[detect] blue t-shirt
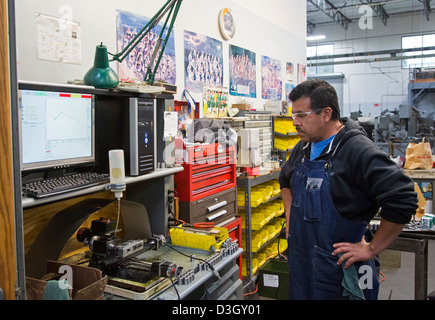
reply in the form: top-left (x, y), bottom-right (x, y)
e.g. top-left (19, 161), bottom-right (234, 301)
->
top-left (310, 135), bottom-right (336, 160)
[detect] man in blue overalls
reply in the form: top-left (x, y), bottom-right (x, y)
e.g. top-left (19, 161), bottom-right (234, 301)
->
top-left (279, 79), bottom-right (418, 300)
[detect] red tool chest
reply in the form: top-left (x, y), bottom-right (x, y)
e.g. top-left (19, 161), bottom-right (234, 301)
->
top-left (174, 139), bottom-right (236, 202)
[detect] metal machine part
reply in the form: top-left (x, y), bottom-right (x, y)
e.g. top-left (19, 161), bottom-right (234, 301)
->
top-left (124, 259), bottom-right (183, 279)
top-left (177, 238), bottom-right (239, 285)
top-left (76, 218), bottom-right (173, 277)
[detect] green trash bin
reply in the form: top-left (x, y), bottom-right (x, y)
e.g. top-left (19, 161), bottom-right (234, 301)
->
top-left (258, 258), bottom-right (289, 300)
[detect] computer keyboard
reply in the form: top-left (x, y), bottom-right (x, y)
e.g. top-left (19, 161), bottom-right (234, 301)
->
top-left (22, 172), bottom-right (110, 199)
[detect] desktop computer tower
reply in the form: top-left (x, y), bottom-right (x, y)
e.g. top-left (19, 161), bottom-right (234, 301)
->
top-left (94, 95), bottom-right (156, 176)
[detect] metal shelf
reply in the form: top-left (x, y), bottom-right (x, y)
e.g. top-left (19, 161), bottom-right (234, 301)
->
top-left (237, 168), bottom-right (282, 282)
top-left (22, 166), bottom-right (184, 209)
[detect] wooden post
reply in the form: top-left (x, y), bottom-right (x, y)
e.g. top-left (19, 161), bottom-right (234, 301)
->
top-left (0, 0), bottom-right (18, 300)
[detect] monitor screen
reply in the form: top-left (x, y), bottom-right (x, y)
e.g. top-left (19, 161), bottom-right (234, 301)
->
top-left (18, 84), bottom-right (95, 172)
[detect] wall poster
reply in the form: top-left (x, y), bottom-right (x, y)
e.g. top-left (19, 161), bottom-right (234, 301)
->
top-left (286, 62), bottom-right (294, 82)
top-left (285, 83), bottom-right (295, 101)
top-left (261, 55), bottom-right (282, 100)
top-left (229, 44), bottom-right (256, 98)
top-left (298, 63), bottom-right (307, 83)
top-left (184, 30), bottom-right (223, 93)
top-left (116, 10), bottom-right (176, 84)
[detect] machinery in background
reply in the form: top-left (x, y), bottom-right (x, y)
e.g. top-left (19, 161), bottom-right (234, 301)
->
top-left (374, 105), bottom-right (435, 143)
top-left (371, 71), bottom-right (435, 157)
top-left (367, 104), bottom-right (435, 157)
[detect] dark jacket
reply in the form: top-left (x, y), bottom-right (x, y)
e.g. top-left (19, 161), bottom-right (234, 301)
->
top-left (279, 118), bottom-right (418, 224)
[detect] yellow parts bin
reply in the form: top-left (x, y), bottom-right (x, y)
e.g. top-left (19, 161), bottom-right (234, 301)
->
top-left (274, 135), bottom-right (300, 151)
top-left (169, 225), bottom-right (229, 251)
top-left (241, 217), bottom-right (286, 253)
top-left (239, 200), bottom-right (285, 231)
top-left (242, 238), bottom-right (288, 277)
top-left (237, 179), bottom-right (281, 207)
top-left (274, 117), bottom-right (297, 135)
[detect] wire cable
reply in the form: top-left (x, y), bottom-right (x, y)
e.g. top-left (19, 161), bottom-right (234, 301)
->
top-left (169, 276), bottom-right (181, 300)
top-left (243, 282), bottom-right (259, 296)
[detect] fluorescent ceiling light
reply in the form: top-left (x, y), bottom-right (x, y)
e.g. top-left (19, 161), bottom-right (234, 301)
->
top-left (307, 35), bottom-right (326, 41)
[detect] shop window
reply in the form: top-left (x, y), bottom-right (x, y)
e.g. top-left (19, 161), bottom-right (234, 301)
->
top-left (402, 33), bottom-right (435, 69)
top-left (307, 44), bottom-right (334, 75)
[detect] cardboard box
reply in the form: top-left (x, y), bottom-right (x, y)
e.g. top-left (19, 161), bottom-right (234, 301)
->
top-left (232, 103), bottom-right (251, 111)
top-left (264, 101), bottom-right (281, 115)
top-left (26, 260), bottom-right (107, 300)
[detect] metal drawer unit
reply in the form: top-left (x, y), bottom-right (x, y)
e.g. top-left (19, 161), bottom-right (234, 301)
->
top-left (178, 187), bottom-right (237, 226)
top-left (174, 140), bottom-right (236, 202)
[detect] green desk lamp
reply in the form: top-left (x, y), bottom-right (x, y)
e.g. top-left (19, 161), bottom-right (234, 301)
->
top-left (84, 0), bottom-right (182, 89)
top-left (84, 43), bottom-right (119, 89)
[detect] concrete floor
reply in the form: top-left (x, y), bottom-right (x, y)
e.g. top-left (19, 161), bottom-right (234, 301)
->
top-left (378, 240), bottom-right (435, 300)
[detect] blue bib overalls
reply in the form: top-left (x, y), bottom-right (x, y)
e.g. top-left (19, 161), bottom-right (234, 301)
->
top-left (288, 154), bottom-right (379, 300)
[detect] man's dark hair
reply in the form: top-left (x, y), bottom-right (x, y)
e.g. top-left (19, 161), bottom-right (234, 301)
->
top-left (289, 79), bottom-right (341, 121)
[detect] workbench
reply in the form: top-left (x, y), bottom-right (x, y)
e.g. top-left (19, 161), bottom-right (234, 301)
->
top-left (397, 169), bottom-right (435, 300)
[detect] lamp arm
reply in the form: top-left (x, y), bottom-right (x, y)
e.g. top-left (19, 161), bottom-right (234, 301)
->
top-left (110, 0), bottom-right (178, 63)
top-left (145, 0), bottom-right (182, 84)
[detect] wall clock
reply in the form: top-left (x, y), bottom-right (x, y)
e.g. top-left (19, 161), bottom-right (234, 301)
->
top-left (219, 8), bottom-right (236, 40)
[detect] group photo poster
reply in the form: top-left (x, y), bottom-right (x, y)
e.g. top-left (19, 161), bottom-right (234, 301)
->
top-left (116, 10), bottom-right (176, 84)
top-left (184, 30), bottom-right (223, 92)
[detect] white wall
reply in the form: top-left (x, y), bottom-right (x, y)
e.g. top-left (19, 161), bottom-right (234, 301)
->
top-left (308, 10), bottom-right (435, 118)
top-left (14, 0), bottom-right (306, 111)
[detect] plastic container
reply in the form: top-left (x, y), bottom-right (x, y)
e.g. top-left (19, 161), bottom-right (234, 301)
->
top-left (256, 252), bottom-right (267, 268)
top-left (237, 188), bottom-right (263, 207)
top-left (274, 135), bottom-right (300, 151)
top-left (169, 226), bottom-right (229, 251)
top-left (274, 118), bottom-right (297, 135)
top-left (258, 258), bottom-right (289, 300)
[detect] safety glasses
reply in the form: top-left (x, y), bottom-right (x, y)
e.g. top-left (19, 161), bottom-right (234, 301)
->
top-left (290, 111), bottom-right (314, 121)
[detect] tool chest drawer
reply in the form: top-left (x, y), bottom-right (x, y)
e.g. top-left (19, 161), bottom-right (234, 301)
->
top-left (174, 140), bottom-right (236, 202)
top-left (178, 187), bottom-right (237, 225)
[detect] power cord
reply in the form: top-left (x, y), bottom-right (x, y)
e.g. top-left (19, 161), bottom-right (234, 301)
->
top-left (169, 276), bottom-right (181, 300)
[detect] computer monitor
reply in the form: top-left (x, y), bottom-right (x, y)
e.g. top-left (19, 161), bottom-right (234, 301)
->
top-left (18, 82), bottom-right (95, 174)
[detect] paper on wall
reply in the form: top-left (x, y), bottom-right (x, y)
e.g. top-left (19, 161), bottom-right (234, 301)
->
top-left (35, 13), bottom-right (82, 64)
